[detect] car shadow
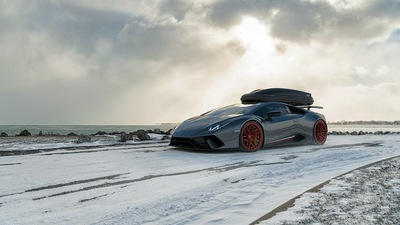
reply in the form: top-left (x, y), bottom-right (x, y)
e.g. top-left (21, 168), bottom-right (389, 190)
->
top-left (170, 144), bottom-right (317, 154)
top-left (170, 147), bottom-right (240, 154)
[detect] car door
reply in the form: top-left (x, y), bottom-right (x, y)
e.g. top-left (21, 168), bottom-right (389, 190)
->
top-left (258, 103), bottom-right (303, 144)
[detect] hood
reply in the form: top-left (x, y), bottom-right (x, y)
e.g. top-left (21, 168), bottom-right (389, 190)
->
top-left (173, 114), bottom-right (241, 137)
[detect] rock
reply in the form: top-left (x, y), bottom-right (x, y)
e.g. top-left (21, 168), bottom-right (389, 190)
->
top-left (358, 131), bottom-right (366, 135)
top-left (67, 132), bottom-right (78, 136)
top-left (350, 131), bottom-right (358, 135)
top-left (136, 129), bottom-right (151, 141)
top-left (165, 129), bottom-right (173, 135)
top-left (154, 128), bottom-right (162, 134)
top-left (162, 135), bottom-right (170, 140)
top-left (374, 131), bottom-right (383, 135)
top-left (38, 131), bottom-right (44, 136)
top-left (95, 131), bottom-right (107, 135)
top-left (77, 135), bottom-right (91, 143)
top-left (120, 132), bottom-right (133, 142)
top-left (0, 132), bottom-right (8, 137)
top-left (19, 129), bottom-right (31, 136)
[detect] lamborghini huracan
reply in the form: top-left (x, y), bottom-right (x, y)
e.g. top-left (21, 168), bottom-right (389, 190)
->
top-left (170, 88), bottom-right (327, 152)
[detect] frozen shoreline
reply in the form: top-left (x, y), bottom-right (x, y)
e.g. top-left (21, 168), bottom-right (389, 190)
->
top-left (0, 133), bottom-right (169, 154)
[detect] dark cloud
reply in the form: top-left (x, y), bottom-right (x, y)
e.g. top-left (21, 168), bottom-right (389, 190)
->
top-left (158, 0), bottom-right (194, 21)
top-left (0, 0), bottom-right (246, 124)
top-left (207, 0), bottom-right (400, 43)
top-left (3, 1), bottom-right (129, 56)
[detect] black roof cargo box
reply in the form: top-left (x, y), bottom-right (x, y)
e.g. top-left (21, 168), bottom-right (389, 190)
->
top-left (240, 88), bottom-right (314, 106)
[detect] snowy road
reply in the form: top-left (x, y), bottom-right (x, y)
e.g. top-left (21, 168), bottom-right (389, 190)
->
top-left (1, 135), bottom-right (400, 225)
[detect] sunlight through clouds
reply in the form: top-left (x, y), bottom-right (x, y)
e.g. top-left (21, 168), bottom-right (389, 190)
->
top-left (1, 0), bottom-right (400, 124)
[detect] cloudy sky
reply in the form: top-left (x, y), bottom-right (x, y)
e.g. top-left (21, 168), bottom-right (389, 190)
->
top-left (1, 0), bottom-right (400, 125)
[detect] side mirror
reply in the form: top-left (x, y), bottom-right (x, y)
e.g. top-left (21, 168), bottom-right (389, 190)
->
top-left (267, 111), bottom-right (281, 120)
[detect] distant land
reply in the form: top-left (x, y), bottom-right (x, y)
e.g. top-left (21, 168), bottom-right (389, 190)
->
top-left (329, 121), bottom-right (400, 125)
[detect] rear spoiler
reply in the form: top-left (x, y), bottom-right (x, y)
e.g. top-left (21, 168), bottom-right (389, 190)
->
top-left (298, 105), bottom-right (324, 110)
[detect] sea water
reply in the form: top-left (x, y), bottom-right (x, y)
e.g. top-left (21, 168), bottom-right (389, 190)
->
top-left (0, 124), bottom-right (177, 136)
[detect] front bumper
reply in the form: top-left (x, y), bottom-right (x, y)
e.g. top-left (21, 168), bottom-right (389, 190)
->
top-left (170, 135), bottom-right (225, 149)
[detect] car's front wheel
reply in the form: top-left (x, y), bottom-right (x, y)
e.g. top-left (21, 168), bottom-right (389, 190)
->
top-left (239, 121), bottom-right (264, 152)
top-left (313, 119), bottom-right (327, 145)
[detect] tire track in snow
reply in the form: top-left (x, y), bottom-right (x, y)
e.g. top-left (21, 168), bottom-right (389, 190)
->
top-left (0, 173), bottom-right (128, 199)
top-left (32, 161), bottom-right (290, 201)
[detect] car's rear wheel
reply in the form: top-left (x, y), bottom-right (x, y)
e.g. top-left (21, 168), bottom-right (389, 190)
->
top-left (313, 120), bottom-right (327, 145)
top-left (240, 121), bottom-right (264, 152)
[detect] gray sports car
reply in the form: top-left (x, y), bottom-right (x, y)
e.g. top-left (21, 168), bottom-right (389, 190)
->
top-left (170, 88), bottom-right (327, 152)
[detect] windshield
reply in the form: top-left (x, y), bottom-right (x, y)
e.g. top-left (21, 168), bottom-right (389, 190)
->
top-left (201, 104), bottom-right (258, 117)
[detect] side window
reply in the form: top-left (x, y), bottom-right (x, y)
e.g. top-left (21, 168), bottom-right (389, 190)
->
top-left (287, 105), bottom-right (306, 115)
top-left (254, 109), bottom-right (263, 117)
top-left (267, 104), bottom-right (289, 115)
top-left (254, 104), bottom-right (289, 118)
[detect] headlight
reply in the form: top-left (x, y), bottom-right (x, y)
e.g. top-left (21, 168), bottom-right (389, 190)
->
top-left (209, 123), bottom-right (228, 132)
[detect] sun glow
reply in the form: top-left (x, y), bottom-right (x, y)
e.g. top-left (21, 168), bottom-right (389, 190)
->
top-left (228, 17), bottom-right (281, 84)
top-left (233, 17), bottom-right (274, 53)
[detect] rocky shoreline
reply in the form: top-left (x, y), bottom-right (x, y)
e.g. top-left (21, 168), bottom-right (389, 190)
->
top-left (328, 131), bottom-right (400, 135)
top-left (0, 128), bottom-right (172, 143)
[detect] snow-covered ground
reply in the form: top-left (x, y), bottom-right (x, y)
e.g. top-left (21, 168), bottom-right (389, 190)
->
top-left (261, 157), bottom-right (400, 225)
top-left (1, 135), bottom-right (399, 225)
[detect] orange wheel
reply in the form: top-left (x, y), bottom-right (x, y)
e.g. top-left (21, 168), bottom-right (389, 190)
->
top-left (240, 121), bottom-right (264, 152)
top-left (313, 120), bottom-right (327, 145)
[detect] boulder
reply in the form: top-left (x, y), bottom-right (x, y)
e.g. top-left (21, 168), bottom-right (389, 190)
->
top-left (77, 135), bottom-right (91, 143)
top-left (19, 129), bottom-right (31, 136)
top-left (67, 132), bottom-right (78, 136)
top-left (350, 131), bottom-right (358, 135)
top-left (136, 129), bottom-right (151, 141)
top-left (95, 131), bottom-right (107, 135)
top-left (120, 132), bottom-right (133, 142)
top-left (154, 128), bottom-right (162, 134)
top-left (161, 135), bottom-right (170, 140)
top-left (0, 132), bottom-right (8, 137)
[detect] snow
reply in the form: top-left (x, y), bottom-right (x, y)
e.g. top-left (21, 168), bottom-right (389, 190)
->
top-left (262, 157), bottom-right (400, 225)
top-left (1, 135), bottom-right (400, 225)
